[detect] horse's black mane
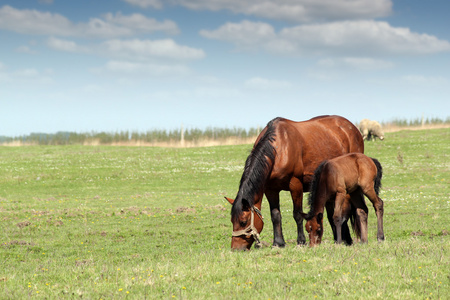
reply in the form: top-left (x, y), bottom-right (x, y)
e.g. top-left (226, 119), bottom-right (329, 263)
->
top-left (231, 117), bottom-right (279, 221)
top-left (306, 160), bottom-right (327, 219)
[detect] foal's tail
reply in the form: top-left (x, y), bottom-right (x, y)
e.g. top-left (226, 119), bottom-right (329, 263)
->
top-left (371, 158), bottom-right (383, 195)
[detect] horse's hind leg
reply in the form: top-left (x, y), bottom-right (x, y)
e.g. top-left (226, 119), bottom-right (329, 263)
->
top-left (266, 190), bottom-right (286, 247)
top-left (364, 189), bottom-right (385, 241)
top-left (356, 208), bottom-right (368, 243)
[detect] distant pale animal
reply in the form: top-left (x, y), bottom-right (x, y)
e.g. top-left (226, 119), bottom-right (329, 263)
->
top-left (359, 119), bottom-right (384, 141)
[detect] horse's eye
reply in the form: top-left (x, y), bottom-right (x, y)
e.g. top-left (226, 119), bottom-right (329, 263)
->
top-left (240, 221), bottom-right (247, 227)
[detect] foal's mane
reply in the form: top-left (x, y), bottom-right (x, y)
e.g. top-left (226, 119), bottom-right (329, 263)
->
top-left (231, 118), bottom-right (279, 221)
top-left (306, 160), bottom-right (327, 218)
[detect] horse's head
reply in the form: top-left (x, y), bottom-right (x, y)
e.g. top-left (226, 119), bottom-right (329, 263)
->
top-left (304, 212), bottom-right (324, 247)
top-left (226, 197), bottom-right (264, 250)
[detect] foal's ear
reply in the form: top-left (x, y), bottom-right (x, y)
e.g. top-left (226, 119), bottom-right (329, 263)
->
top-left (317, 213), bottom-right (323, 223)
top-left (300, 212), bottom-right (309, 220)
top-left (225, 197), bottom-right (235, 205)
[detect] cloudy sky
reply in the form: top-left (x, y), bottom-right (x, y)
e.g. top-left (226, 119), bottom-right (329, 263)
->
top-left (1, 0), bottom-right (449, 136)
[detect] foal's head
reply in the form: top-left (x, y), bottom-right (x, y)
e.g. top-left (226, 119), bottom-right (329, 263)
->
top-left (305, 213), bottom-right (324, 246)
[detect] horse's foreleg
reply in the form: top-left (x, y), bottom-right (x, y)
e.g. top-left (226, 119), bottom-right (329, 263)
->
top-left (290, 179), bottom-right (306, 245)
top-left (266, 190), bottom-right (286, 247)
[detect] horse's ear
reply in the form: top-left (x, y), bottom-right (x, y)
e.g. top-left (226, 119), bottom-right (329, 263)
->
top-left (317, 213), bottom-right (323, 223)
top-left (225, 197), bottom-right (234, 205)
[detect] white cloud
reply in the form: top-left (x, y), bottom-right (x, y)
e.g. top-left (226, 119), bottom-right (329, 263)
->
top-left (103, 12), bottom-right (179, 35)
top-left (200, 21), bottom-right (276, 49)
top-left (201, 20), bottom-right (450, 56)
top-left (101, 60), bottom-right (190, 76)
top-left (279, 21), bottom-right (450, 55)
top-left (169, 0), bottom-right (392, 22)
top-left (15, 46), bottom-right (37, 54)
top-left (122, 0), bottom-right (163, 9)
top-left (402, 75), bottom-right (448, 86)
top-left (0, 5), bottom-right (74, 36)
top-left (318, 57), bottom-right (394, 70)
top-left (245, 77), bottom-right (292, 90)
top-left (0, 5), bottom-right (179, 38)
top-left (44, 37), bottom-right (205, 62)
top-left (47, 37), bottom-right (89, 53)
top-left (0, 63), bottom-right (54, 85)
top-left (102, 39), bottom-right (205, 61)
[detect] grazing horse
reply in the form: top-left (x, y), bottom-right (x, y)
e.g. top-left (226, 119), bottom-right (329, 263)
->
top-left (302, 153), bottom-right (385, 247)
top-left (226, 116), bottom-right (364, 250)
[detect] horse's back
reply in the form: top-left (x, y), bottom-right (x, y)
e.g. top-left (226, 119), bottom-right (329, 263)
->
top-left (262, 116), bottom-right (364, 191)
top-left (272, 115), bottom-right (363, 152)
top-left (327, 153), bottom-right (377, 192)
top-left (290, 116), bottom-right (364, 175)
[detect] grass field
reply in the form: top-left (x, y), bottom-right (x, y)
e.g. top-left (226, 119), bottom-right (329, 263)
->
top-left (0, 128), bottom-right (449, 299)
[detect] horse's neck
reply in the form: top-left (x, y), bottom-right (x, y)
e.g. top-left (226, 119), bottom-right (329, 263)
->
top-left (311, 186), bottom-right (328, 216)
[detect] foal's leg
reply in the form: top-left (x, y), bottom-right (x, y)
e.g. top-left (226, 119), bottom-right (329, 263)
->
top-left (325, 202), bottom-right (337, 242)
top-left (356, 206), bottom-right (369, 243)
top-left (351, 191), bottom-right (368, 243)
top-left (364, 189), bottom-right (385, 241)
top-left (265, 190), bottom-right (286, 247)
top-left (341, 194), bottom-right (353, 246)
top-left (333, 192), bottom-right (347, 244)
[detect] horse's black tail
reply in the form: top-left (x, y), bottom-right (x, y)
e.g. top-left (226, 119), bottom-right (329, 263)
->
top-left (371, 158), bottom-right (383, 195)
top-left (306, 160), bottom-right (327, 218)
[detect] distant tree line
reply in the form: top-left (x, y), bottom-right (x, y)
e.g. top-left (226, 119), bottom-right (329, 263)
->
top-left (386, 116), bottom-right (450, 127)
top-left (1, 117), bottom-right (448, 146)
top-left (0, 127), bottom-right (262, 145)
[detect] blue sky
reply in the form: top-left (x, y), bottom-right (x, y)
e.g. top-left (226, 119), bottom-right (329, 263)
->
top-left (1, 0), bottom-right (449, 136)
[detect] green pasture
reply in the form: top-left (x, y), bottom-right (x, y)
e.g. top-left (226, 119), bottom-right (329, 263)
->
top-left (0, 128), bottom-right (449, 299)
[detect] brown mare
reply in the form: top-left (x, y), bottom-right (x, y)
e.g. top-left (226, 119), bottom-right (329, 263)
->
top-left (302, 153), bottom-right (385, 247)
top-left (225, 116), bottom-right (364, 250)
